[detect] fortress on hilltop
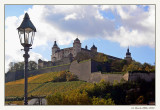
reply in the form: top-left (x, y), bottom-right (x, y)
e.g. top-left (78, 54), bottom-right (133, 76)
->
top-left (38, 38), bottom-right (132, 69)
top-left (5, 37), bottom-right (155, 83)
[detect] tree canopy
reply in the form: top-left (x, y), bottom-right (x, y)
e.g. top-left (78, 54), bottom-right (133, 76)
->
top-left (8, 61), bottom-right (38, 72)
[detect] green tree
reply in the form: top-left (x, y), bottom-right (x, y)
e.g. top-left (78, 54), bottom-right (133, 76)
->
top-left (8, 61), bottom-right (37, 72)
top-left (127, 61), bottom-right (142, 72)
top-left (13, 62), bottom-right (24, 70)
top-left (93, 53), bottom-right (108, 62)
top-left (110, 60), bottom-right (122, 72)
top-left (142, 63), bottom-right (152, 71)
top-left (8, 62), bottom-right (15, 71)
top-left (92, 97), bottom-right (115, 105)
top-left (120, 59), bottom-right (127, 66)
top-left (74, 52), bottom-right (91, 62)
top-left (150, 65), bottom-right (155, 72)
top-left (145, 66), bottom-right (150, 72)
top-left (122, 65), bottom-right (128, 72)
top-left (28, 61), bottom-right (38, 70)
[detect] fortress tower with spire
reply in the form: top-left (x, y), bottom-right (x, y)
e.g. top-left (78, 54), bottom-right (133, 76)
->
top-left (125, 47), bottom-right (132, 63)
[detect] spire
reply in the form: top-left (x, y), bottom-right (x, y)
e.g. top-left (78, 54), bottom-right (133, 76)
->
top-left (91, 43), bottom-right (97, 52)
top-left (53, 41), bottom-right (58, 47)
top-left (127, 46), bottom-right (129, 53)
top-left (92, 43), bottom-right (97, 48)
top-left (74, 37), bottom-right (80, 43)
top-left (125, 46), bottom-right (132, 63)
top-left (126, 46), bottom-right (131, 55)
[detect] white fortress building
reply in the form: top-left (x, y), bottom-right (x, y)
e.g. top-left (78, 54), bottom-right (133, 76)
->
top-left (38, 37), bottom-right (132, 69)
top-left (51, 38), bottom-right (97, 62)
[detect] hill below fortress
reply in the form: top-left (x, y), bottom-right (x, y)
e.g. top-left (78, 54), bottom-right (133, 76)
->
top-left (5, 71), bottom-right (91, 98)
top-left (5, 70), bottom-right (155, 105)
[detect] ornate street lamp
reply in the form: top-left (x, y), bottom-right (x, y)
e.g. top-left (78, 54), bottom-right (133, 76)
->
top-left (17, 13), bottom-right (36, 105)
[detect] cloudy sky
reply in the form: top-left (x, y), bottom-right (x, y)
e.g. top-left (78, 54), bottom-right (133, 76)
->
top-left (5, 5), bottom-right (155, 73)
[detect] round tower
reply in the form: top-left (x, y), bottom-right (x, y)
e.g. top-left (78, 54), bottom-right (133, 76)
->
top-left (73, 38), bottom-right (81, 57)
top-left (51, 41), bottom-right (60, 62)
top-left (91, 44), bottom-right (97, 52)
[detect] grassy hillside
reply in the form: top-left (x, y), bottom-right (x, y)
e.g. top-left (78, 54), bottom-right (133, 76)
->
top-left (5, 71), bottom-right (93, 97)
top-left (5, 71), bottom-right (154, 105)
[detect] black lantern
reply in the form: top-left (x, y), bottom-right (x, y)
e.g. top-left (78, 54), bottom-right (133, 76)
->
top-left (17, 13), bottom-right (36, 105)
top-left (17, 13), bottom-right (36, 47)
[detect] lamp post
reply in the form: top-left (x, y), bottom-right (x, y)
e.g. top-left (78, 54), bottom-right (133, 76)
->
top-left (17, 13), bottom-right (36, 105)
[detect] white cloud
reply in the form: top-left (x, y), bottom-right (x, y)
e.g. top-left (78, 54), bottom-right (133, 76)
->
top-left (101, 5), bottom-right (155, 48)
top-left (106, 26), bottom-right (154, 47)
top-left (5, 5), bottom-right (155, 72)
top-left (64, 13), bottom-right (77, 20)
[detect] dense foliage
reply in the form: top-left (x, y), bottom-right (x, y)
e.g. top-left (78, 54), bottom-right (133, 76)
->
top-left (51, 71), bottom-right (78, 82)
top-left (47, 89), bottom-right (115, 105)
top-left (8, 61), bottom-right (38, 72)
top-left (46, 79), bottom-right (155, 105)
top-left (107, 59), bottom-right (155, 73)
top-left (74, 52), bottom-right (108, 63)
top-left (123, 61), bottom-right (155, 73)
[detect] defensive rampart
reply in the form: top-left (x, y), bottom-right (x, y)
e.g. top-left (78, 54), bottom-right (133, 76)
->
top-left (128, 72), bottom-right (155, 82)
top-left (69, 60), bottom-right (124, 83)
top-left (5, 63), bottom-right (70, 82)
top-left (5, 59), bottom-right (155, 83)
top-left (69, 60), bottom-right (91, 81)
top-left (5, 70), bottom-right (23, 82)
top-left (89, 72), bottom-right (123, 83)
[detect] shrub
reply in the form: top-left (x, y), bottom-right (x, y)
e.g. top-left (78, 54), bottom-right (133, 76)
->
top-left (52, 71), bottom-right (79, 82)
top-left (92, 97), bottom-right (115, 105)
top-left (136, 96), bottom-right (144, 104)
top-left (47, 90), bottom-right (92, 105)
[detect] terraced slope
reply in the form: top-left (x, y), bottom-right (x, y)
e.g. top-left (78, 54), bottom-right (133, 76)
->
top-left (5, 71), bottom-right (93, 97)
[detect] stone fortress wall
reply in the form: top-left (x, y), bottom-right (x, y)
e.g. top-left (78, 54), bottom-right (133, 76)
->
top-left (69, 60), bottom-right (155, 83)
top-left (38, 57), bottom-right (72, 69)
top-left (5, 59), bottom-right (155, 83)
top-left (89, 72), bottom-right (124, 83)
top-left (5, 63), bottom-right (71, 82)
top-left (128, 72), bottom-right (155, 82)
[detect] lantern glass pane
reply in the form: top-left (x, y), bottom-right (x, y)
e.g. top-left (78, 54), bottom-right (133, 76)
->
top-left (27, 32), bottom-right (32, 45)
top-left (18, 31), bottom-right (24, 44)
top-left (31, 31), bottom-right (35, 45)
top-left (18, 28), bottom-right (35, 47)
top-left (25, 33), bottom-right (29, 44)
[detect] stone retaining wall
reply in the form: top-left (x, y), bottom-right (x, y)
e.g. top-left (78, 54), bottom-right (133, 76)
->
top-left (5, 59), bottom-right (155, 83)
top-left (89, 72), bottom-right (123, 83)
top-left (128, 72), bottom-right (155, 82)
top-left (5, 64), bottom-right (70, 82)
